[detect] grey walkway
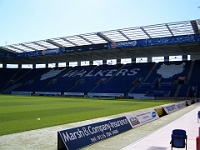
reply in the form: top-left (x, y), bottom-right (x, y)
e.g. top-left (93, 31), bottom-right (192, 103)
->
top-left (121, 103), bottom-right (200, 150)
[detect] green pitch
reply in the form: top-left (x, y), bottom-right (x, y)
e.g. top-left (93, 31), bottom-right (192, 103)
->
top-left (0, 94), bottom-right (178, 136)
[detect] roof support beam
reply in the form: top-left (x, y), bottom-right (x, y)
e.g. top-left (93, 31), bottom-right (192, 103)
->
top-left (118, 48), bottom-right (133, 57)
top-left (96, 32), bottom-right (113, 43)
top-left (140, 27), bottom-right (151, 38)
top-left (61, 38), bottom-right (78, 46)
top-left (46, 39), bottom-right (64, 48)
top-left (20, 44), bottom-right (37, 51)
top-left (118, 30), bottom-right (131, 41)
top-left (0, 47), bottom-right (17, 53)
top-left (9, 45), bottom-right (25, 53)
top-left (166, 24), bottom-right (174, 36)
top-left (78, 35), bottom-right (94, 44)
top-left (33, 42), bottom-right (49, 49)
top-left (190, 20), bottom-right (200, 34)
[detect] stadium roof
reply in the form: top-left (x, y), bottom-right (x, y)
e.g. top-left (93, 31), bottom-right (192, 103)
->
top-left (0, 19), bottom-right (200, 64)
top-left (1, 19), bottom-right (200, 54)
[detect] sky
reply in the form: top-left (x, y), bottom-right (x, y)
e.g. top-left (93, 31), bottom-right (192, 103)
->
top-left (0, 0), bottom-right (199, 46)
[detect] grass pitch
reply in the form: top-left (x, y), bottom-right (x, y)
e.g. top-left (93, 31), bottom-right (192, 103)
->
top-left (0, 95), bottom-right (179, 136)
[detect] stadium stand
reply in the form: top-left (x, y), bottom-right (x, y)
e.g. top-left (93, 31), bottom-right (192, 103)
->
top-left (0, 59), bottom-right (198, 99)
top-left (0, 19), bottom-right (199, 99)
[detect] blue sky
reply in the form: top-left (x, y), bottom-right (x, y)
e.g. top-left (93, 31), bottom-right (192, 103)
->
top-left (0, 0), bottom-right (199, 46)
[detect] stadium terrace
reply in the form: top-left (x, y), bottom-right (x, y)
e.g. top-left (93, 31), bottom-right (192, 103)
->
top-left (0, 19), bottom-right (200, 99)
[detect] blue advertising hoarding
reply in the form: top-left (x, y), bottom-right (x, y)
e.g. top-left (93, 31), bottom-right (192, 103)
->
top-left (163, 102), bottom-right (186, 114)
top-left (57, 109), bottom-right (160, 150)
top-left (107, 34), bottom-right (200, 49)
top-left (58, 116), bottom-right (132, 150)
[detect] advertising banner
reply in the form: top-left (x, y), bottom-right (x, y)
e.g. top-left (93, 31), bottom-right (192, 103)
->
top-left (126, 110), bottom-right (159, 128)
top-left (58, 117), bottom-right (132, 150)
top-left (163, 102), bottom-right (186, 114)
top-left (107, 34), bottom-right (200, 49)
top-left (57, 109), bottom-right (160, 150)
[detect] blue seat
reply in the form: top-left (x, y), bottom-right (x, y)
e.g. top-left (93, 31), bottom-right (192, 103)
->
top-left (170, 129), bottom-right (187, 150)
top-left (198, 111), bottom-right (200, 123)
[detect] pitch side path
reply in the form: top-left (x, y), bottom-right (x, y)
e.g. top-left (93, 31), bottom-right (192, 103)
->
top-left (0, 102), bottom-right (199, 150)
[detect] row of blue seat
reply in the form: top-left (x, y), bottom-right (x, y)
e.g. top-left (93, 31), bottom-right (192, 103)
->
top-left (0, 60), bottom-right (200, 97)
